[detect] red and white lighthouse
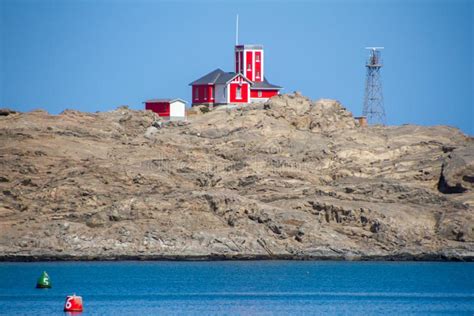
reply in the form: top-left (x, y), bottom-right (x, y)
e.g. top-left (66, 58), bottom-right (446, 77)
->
top-left (235, 44), bottom-right (281, 102)
top-left (190, 43), bottom-right (281, 106)
top-left (235, 44), bottom-right (264, 82)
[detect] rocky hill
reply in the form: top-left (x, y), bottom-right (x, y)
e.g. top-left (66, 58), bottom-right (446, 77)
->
top-left (0, 93), bottom-right (473, 261)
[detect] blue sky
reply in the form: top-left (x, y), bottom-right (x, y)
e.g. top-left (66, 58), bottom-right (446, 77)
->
top-left (1, 0), bottom-right (473, 134)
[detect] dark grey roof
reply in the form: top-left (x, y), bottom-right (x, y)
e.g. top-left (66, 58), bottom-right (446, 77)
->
top-left (190, 68), bottom-right (252, 86)
top-left (189, 68), bottom-right (225, 85)
top-left (215, 72), bottom-right (238, 84)
top-left (251, 77), bottom-right (282, 90)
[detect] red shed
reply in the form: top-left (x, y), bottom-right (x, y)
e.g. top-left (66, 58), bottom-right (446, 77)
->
top-left (144, 98), bottom-right (186, 120)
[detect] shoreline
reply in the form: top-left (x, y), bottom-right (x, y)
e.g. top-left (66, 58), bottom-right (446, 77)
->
top-left (1, 253), bottom-right (473, 262)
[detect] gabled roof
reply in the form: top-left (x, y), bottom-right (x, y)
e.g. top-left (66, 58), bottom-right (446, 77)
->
top-left (189, 69), bottom-right (252, 86)
top-left (143, 98), bottom-right (187, 104)
top-left (214, 72), bottom-right (238, 84)
top-left (189, 68), bottom-right (226, 85)
top-left (251, 77), bottom-right (282, 90)
top-left (216, 72), bottom-right (253, 85)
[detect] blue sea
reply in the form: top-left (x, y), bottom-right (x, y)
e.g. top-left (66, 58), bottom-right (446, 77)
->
top-left (0, 261), bottom-right (473, 315)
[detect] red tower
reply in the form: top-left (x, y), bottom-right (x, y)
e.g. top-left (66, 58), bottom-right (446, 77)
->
top-left (235, 45), bottom-right (264, 82)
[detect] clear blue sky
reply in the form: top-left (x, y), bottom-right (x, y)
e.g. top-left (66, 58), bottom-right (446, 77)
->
top-left (1, 0), bottom-right (473, 134)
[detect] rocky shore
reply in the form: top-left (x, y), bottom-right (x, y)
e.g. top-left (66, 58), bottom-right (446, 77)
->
top-left (0, 93), bottom-right (473, 261)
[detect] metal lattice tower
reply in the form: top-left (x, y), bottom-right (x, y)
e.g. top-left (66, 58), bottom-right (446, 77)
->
top-left (363, 47), bottom-right (386, 125)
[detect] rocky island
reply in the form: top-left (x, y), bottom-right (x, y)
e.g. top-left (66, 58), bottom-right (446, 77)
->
top-left (0, 93), bottom-right (473, 261)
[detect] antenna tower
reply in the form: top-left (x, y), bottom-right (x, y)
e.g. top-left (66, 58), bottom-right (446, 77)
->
top-left (363, 47), bottom-right (386, 125)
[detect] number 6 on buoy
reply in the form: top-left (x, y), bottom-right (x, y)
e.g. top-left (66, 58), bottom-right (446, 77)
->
top-left (65, 297), bottom-right (72, 309)
top-left (64, 294), bottom-right (83, 312)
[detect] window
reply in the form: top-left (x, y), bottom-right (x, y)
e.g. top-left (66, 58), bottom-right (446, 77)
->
top-left (256, 54), bottom-right (260, 62)
top-left (258, 90), bottom-right (262, 97)
top-left (256, 71), bottom-right (260, 79)
top-left (204, 87), bottom-right (207, 100)
top-left (195, 87), bottom-right (199, 100)
top-left (247, 64), bottom-right (251, 71)
top-left (236, 86), bottom-right (242, 99)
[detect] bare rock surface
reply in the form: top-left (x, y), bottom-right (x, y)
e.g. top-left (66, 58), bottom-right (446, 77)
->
top-left (0, 93), bottom-right (473, 261)
top-left (439, 147), bottom-right (474, 194)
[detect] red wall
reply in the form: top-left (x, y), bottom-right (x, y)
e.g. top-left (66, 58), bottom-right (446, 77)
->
top-left (235, 51), bottom-right (244, 74)
top-left (145, 102), bottom-right (170, 116)
top-left (192, 85), bottom-right (214, 104)
top-left (250, 89), bottom-right (279, 98)
top-left (235, 52), bottom-right (239, 73)
top-left (240, 52), bottom-right (243, 73)
top-left (255, 51), bottom-right (262, 82)
top-left (229, 83), bottom-right (249, 103)
top-left (245, 51), bottom-right (253, 81)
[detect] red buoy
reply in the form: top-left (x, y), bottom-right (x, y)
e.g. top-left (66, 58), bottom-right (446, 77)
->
top-left (64, 294), bottom-right (83, 312)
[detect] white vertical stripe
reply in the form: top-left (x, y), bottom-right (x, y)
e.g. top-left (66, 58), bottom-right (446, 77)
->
top-left (227, 84), bottom-right (230, 104)
top-left (252, 50), bottom-right (255, 81)
top-left (243, 50), bottom-right (246, 79)
top-left (248, 83), bottom-right (250, 103)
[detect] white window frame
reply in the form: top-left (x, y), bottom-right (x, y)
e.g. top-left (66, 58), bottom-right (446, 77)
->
top-left (236, 85), bottom-right (242, 99)
top-left (258, 90), bottom-right (262, 97)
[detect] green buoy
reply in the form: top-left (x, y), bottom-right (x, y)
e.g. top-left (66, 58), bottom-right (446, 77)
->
top-left (36, 271), bottom-right (52, 289)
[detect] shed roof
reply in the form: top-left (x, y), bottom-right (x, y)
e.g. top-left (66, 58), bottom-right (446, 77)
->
top-left (143, 98), bottom-right (187, 104)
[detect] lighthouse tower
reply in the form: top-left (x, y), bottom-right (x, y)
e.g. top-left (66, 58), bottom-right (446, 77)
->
top-left (235, 45), bottom-right (264, 82)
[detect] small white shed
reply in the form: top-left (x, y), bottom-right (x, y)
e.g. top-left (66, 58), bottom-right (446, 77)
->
top-left (144, 98), bottom-right (187, 121)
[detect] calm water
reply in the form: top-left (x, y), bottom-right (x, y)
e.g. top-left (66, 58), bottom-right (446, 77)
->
top-left (0, 261), bottom-right (473, 315)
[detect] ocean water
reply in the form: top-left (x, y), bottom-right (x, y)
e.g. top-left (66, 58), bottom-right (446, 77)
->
top-left (0, 261), bottom-right (473, 315)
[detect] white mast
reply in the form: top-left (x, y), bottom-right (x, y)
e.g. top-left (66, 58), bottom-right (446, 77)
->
top-left (235, 14), bottom-right (239, 45)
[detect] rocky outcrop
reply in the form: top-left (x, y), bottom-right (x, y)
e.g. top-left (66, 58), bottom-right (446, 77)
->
top-left (265, 95), bottom-right (357, 132)
top-left (439, 147), bottom-right (474, 193)
top-left (0, 93), bottom-right (473, 261)
top-left (0, 109), bottom-right (18, 116)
